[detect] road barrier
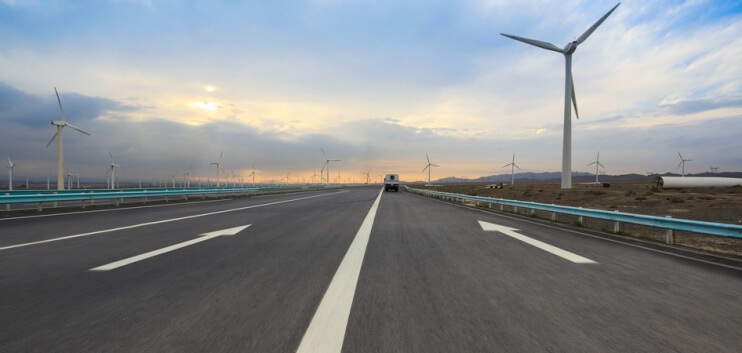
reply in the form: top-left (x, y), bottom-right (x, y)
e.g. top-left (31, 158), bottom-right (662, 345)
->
top-left (1, 186), bottom-right (336, 212)
top-left (406, 186), bottom-right (742, 241)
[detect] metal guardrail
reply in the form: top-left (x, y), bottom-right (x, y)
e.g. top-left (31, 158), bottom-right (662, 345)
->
top-left (1, 186), bottom-right (333, 211)
top-left (406, 186), bottom-right (742, 240)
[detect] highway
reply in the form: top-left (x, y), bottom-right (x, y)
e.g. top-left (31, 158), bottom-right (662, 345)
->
top-left (1, 186), bottom-right (740, 352)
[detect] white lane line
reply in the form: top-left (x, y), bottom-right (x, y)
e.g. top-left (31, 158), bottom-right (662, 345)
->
top-left (479, 221), bottom-right (596, 264)
top-left (0, 198), bottom-right (230, 221)
top-left (90, 225), bottom-right (250, 271)
top-left (0, 191), bottom-right (343, 251)
top-left (296, 188), bottom-right (384, 353)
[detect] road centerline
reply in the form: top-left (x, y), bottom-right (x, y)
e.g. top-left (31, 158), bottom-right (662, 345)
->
top-left (296, 188), bottom-right (383, 353)
top-left (0, 191), bottom-right (343, 251)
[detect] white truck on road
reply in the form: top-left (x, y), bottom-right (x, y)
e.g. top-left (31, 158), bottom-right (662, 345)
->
top-left (384, 174), bottom-right (399, 192)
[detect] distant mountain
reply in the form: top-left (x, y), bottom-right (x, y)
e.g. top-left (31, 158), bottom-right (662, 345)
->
top-left (430, 171), bottom-right (742, 184)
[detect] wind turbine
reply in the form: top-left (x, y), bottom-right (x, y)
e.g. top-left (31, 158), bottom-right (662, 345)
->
top-left (310, 169), bottom-right (320, 185)
top-left (587, 152), bottom-right (605, 183)
top-left (183, 164), bottom-right (192, 188)
top-left (46, 87), bottom-right (91, 190)
top-left (106, 152), bottom-right (123, 190)
top-left (6, 157), bottom-right (16, 190)
top-left (422, 154), bottom-right (440, 186)
top-left (321, 148), bottom-right (341, 186)
top-left (502, 153), bottom-right (521, 186)
top-left (211, 151), bottom-right (223, 187)
top-left (247, 164), bottom-right (261, 187)
top-left (677, 151), bottom-right (692, 177)
top-left (361, 169), bottom-right (371, 184)
top-left (501, 3), bottom-right (620, 189)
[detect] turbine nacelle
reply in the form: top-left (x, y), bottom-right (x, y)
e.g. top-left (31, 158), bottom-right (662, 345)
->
top-left (564, 42), bottom-right (578, 54)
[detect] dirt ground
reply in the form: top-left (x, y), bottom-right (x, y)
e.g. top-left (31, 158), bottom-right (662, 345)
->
top-left (416, 182), bottom-right (742, 259)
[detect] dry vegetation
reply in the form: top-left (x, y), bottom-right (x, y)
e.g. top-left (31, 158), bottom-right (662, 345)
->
top-left (416, 182), bottom-right (742, 258)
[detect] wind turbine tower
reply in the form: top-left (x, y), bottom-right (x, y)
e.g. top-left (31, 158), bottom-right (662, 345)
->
top-left (501, 3), bottom-right (620, 189)
top-left (502, 153), bottom-right (521, 186)
top-left (321, 148), bottom-right (341, 186)
top-left (106, 152), bottom-right (123, 190)
top-left (6, 157), bottom-right (16, 190)
top-left (587, 152), bottom-right (605, 183)
top-left (361, 169), bottom-right (371, 184)
top-left (211, 151), bottom-right (224, 187)
top-left (422, 154), bottom-right (440, 186)
top-left (45, 87), bottom-right (91, 190)
top-left (677, 151), bottom-right (692, 177)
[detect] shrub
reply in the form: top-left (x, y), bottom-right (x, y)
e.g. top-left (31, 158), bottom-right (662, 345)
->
top-left (669, 196), bottom-right (685, 203)
top-left (635, 196), bottom-right (647, 201)
top-left (585, 190), bottom-right (607, 196)
top-left (624, 190), bottom-right (637, 197)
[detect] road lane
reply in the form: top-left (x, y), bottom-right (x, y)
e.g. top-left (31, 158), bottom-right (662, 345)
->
top-left (0, 187), bottom-right (380, 352)
top-left (344, 188), bottom-right (742, 352)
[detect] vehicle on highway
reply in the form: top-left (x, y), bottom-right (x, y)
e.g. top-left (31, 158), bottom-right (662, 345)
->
top-left (384, 174), bottom-right (399, 192)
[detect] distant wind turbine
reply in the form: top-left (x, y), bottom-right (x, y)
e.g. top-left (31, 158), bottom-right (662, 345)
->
top-left (45, 87), bottom-right (91, 190)
top-left (183, 164), bottom-right (192, 188)
top-left (361, 169), bottom-right (371, 184)
top-left (502, 153), bottom-right (521, 186)
top-left (587, 152), bottom-right (605, 183)
top-left (501, 3), bottom-right (620, 189)
top-left (321, 148), bottom-right (341, 186)
top-left (422, 154), bottom-right (440, 186)
top-left (7, 157), bottom-right (16, 191)
top-left (677, 151), bottom-right (692, 177)
top-left (247, 164), bottom-right (261, 187)
top-left (211, 151), bottom-right (224, 187)
top-left (106, 152), bottom-right (123, 190)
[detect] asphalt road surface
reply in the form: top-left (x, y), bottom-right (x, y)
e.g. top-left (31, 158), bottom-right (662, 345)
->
top-left (1, 186), bottom-right (740, 352)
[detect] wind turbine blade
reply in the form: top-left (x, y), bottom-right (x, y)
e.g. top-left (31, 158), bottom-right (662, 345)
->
top-left (321, 148), bottom-right (327, 159)
top-left (571, 73), bottom-right (579, 119)
top-left (503, 163), bottom-right (512, 168)
top-left (575, 3), bottom-right (620, 45)
top-left (422, 165), bottom-right (429, 172)
top-left (598, 162), bottom-right (605, 169)
top-left (426, 154), bottom-right (430, 164)
top-left (219, 151), bottom-right (223, 163)
top-left (65, 123), bottom-right (91, 136)
top-left (677, 151), bottom-right (683, 160)
top-left (677, 161), bottom-right (683, 170)
top-left (587, 161), bottom-right (596, 166)
top-left (431, 164), bottom-right (440, 167)
top-left (45, 132), bottom-right (57, 148)
top-left (500, 33), bottom-right (563, 53)
top-left (514, 164), bottom-right (521, 170)
top-left (54, 87), bottom-right (67, 122)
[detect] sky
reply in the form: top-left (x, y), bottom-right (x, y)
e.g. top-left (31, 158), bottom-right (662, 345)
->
top-left (1, 0), bottom-right (741, 184)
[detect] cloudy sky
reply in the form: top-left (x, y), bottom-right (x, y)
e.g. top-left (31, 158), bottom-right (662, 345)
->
top-left (1, 0), bottom-right (741, 183)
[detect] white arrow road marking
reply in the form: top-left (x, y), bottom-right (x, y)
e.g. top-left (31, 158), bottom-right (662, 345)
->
top-left (479, 221), bottom-right (596, 264)
top-left (89, 225), bottom-right (250, 271)
top-left (296, 188), bottom-right (384, 353)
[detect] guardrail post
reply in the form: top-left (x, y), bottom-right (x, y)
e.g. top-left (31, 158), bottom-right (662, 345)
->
top-left (81, 199), bottom-right (86, 209)
top-left (513, 206), bottom-right (518, 214)
top-left (665, 216), bottom-right (675, 244)
top-left (500, 204), bottom-right (504, 211)
top-left (37, 202), bottom-right (42, 212)
top-left (613, 210), bottom-right (623, 234)
top-left (488, 202), bottom-right (492, 209)
top-left (551, 211), bottom-right (558, 221)
top-left (53, 192), bottom-right (58, 208)
top-left (530, 208), bottom-right (535, 217)
top-left (5, 193), bottom-right (9, 212)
